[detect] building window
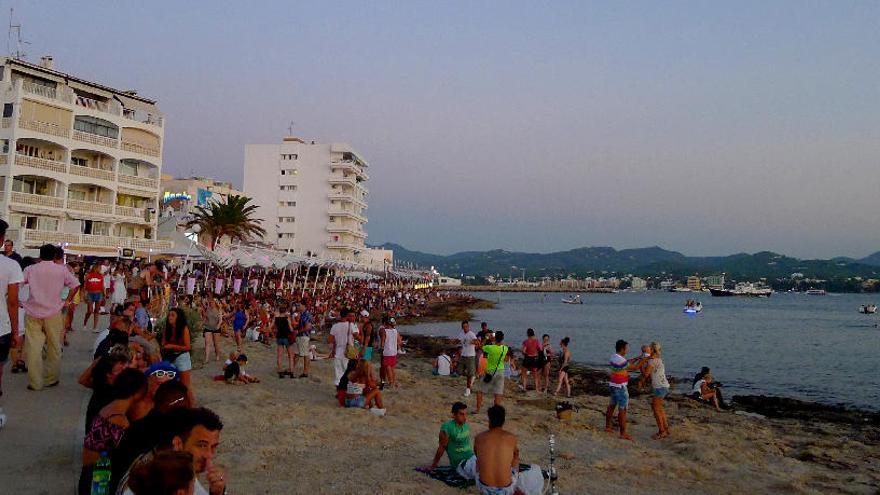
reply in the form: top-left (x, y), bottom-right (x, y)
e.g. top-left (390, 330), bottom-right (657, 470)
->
top-left (3, 103), bottom-right (12, 118)
top-left (278, 201), bottom-right (296, 207)
top-left (71, 156), bottom-right (88, 167)
top-left (281, 154), bottom-right (298, 160)
top-left (74, 115), bottom-right (119, 139)
top-left (279, 185), bottom-right (297, 191)
top-left (278, 217), bottom-right (295, 223)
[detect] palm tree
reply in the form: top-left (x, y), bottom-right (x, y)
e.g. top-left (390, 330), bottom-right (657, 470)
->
top-left (186, 195), bottom-right (266, 249)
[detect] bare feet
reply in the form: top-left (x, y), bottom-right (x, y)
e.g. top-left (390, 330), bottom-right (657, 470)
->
top-left (652, 432), bottom-right (664, 440)
top-left (604, 427), bottom-right (615, 434)
top-left (619, 433), bottom-right (634, 441)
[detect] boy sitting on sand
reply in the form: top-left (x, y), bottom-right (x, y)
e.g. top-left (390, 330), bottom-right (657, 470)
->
top-left (224, 354), bottom-right (259, 384)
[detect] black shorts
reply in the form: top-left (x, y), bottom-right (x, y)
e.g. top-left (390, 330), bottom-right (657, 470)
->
top-left (522, 355), bottom-right (540, 370)
top-left (0, 334), bottom-right (11, 364)
top-left (203, 328), bottom-right (221, 334)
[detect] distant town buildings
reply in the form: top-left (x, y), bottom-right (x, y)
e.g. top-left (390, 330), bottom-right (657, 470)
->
top-left (686, 276), bottom-right (702, 291)
top-left (704, 274), bottom-right (725, 288)
top-left (0, 56), bottom-right (169, 257)
top-left (630, 276), bottom-right (647, 290)
top-left (243, 135), bottom-right (391, 267)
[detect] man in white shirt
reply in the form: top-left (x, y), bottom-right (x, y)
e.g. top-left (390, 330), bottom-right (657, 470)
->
top-left (0, 219), bottom-right (23, 418)
top-left (328, 309), bottom-right (358, 386)
top-left (456, 321), bottom-right (479, 397)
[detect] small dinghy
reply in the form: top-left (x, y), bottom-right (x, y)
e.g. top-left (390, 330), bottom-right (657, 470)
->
top-left (859, 304), bottom-right (877, 314)
top-left (683, 301), bottom-right (703, 314)
top-left (561, 295), bottom-right (583, 305)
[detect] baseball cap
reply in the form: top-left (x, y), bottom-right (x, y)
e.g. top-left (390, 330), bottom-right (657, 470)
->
top-left (360, 310), bottom-right (369, 317)
top-left (146, 361), bottom-right (180, 379)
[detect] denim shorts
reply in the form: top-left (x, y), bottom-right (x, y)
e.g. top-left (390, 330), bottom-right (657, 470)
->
top-left (345, 396), bottom-right (365, 408)
top-left (172, 352), bottom-right (192, 372)
top-left (609, 385), bottom-right (629, 409)
top-left (87, 292), bottom-right (102, 303)
top-left (277, 338), bottom-right (290, 347)
top-left (654, 387), bottom-right (669, 398)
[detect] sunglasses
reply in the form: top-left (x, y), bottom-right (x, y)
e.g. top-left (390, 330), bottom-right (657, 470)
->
top-left (150, 370), bottom-right (177, 379)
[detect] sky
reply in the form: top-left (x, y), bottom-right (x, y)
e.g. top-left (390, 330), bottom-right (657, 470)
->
top-left (9, 1), bottom-right (880, 258)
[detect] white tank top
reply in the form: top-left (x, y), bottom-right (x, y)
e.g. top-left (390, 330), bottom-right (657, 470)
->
top-left (383, 327), bottom-right (399, 357)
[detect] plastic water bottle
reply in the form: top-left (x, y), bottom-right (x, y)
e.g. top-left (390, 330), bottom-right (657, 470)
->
top-left (91, 451), bottom-right (111, 495)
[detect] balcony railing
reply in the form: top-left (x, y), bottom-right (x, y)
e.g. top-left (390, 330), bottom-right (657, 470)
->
top-left (0, 154), bottom-right (6, 165)
top-left (328, 175), bottom-right (357, 187)
top-left (19, 119), bottom-right (71, 139)
top-left (115, 205), bottom-right (146, 218)
top-left (68, 199), bottom-right (115, 216)
top-left (14, 153), bottom-right (67, 173)
top-left (21, 229), bottom-right (80, 245)
top-left (69, 165), bottom-right (115, 182)
top-left (118, 174), bottom-right (158, 189)
top-left (72, 129), bottom-right (119, 149)
top-left (10, 191), bottom-right (64, 209)
top-left (11, 230), bottom-right (172, 251)
top-left (22, 81), bottom-right (75, 104)
top-left (122, 111), bottom-right (164, 128)
top-left (1, 117), bottom-right (12, 128)
top-left (121, 141), bottom-right (160, 157)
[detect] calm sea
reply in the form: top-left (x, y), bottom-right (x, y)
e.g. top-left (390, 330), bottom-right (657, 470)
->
top-left (401, 291), bottom-right (880, 410)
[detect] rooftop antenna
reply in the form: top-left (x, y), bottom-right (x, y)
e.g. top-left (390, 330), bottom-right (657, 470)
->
top-left (7, 8), bottom-right (28, 60)
top-left (287, 121), bottom-right (295, 136)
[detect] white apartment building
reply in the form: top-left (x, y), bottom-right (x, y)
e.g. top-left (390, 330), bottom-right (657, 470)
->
top-left (0, 56), bottom-right (169, 256)
top-left (244, 136), bottom-right (371, 261)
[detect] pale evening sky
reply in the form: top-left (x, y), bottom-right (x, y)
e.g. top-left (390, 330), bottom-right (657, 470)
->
top-left (9, 1), bottom-right (880, 258)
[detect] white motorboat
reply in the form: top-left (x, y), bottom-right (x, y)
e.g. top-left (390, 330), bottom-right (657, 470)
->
top-left (561, 295), bottom-right (583, 304)
top-left (859, 304), bottom-right (877, 314)
top-left (683, 301), bottom-right (703, 314)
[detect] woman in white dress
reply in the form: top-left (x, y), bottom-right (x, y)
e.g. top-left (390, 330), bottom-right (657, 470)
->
top-left (110, 266), bottom-right (127, 312)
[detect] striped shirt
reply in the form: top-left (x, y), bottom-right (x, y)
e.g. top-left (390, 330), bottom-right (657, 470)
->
top-left (609, 353), bottom-right (629, 388)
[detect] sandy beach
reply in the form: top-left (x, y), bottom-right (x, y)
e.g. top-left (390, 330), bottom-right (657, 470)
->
top-left (1, 305), bottom-right (878, 495)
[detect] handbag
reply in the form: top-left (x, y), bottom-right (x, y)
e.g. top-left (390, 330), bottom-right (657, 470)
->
top-left (482, 345), bottom-right (507, 384)
top-left (344, 322), bottom-right (360, 360)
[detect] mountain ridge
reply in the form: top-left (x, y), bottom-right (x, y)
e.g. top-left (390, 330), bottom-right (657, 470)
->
top-left (374, 243), bottom-right (880, 280)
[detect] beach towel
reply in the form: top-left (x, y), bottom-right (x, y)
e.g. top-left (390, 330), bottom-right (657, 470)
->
top-left (414, 463), bottom-right (538, 490)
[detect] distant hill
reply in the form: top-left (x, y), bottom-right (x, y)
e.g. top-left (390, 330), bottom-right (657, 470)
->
top-left (373, 243), bottom-right (880, 280)
top-left (860, 251), bottom-right (880, 267)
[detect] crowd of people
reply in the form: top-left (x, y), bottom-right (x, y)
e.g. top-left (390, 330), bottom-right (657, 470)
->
top-left (0, 215), bottom-right (729, 494)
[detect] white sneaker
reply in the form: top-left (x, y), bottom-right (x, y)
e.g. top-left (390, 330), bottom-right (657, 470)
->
top-left (463, 388), bottom-right (471, 397)
top-left (369, 407), bottom-right (386, 417)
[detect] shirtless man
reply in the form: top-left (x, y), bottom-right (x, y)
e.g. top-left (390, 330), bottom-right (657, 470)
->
top-left (473, 405), bottom-right (519, 495)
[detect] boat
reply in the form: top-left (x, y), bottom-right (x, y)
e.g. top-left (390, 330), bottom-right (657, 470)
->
top-left (859, 304), bottom-right (877, 314)
top-left (683, 302), bottom-right (703, 314)
top-left (709, 282), bottom-right (772, 298)
top-left (806, 289), bottom-right (826, 296)
top-left (561, 295), bottom-right (583, 304)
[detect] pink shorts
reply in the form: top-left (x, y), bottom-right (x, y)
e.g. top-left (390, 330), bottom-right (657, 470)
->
top-left (382, 355), bottom-right (398, 368)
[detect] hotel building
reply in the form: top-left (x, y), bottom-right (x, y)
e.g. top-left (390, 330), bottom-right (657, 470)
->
top-left (244, 136), bottom-right (376, 262)
top-left (0, 56), bottom-right (169, 256)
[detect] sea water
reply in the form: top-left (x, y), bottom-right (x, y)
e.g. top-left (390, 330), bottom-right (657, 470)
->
top-left (401, 291), bottom-right (880, 410)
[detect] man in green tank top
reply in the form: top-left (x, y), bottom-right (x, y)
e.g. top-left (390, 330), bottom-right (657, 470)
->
top-left (426, 402), bottom-right (474, 469)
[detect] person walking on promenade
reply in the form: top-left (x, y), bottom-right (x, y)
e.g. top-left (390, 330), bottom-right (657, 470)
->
top-left (0, 220), bottom-right (22, 403)
top-left (22, 244), bottom-right (80, 391)
top-left (605, 339), bottom-right (640, 440)
top-left (83, 263), bottom-right (105, 332)
top-left (643, 341), bottom-right (671, 439)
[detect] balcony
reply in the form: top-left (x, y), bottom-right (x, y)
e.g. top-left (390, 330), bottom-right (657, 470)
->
top-left (19, 119), bottom-right (71, 139)
top-left (75, 96), bottom-right (121, 117)
top-left (118, 174), bottom-right (158, 189)
top-left (115, 205), bottom-right (146, 219)
top-left (121, 141), bottom-right (160, 158)
top-left (0, 154), bottom-right (6, 165)
top-left (326, 240), bottom-right (363, 251)
top-left (69, 164), bottom-right (115, 182)
top-left (328, 175), bottom-right (357, 187)
top-left (20, 229), bottom-right (80, 245)
top-left (123, 111), bottom-right (164, 129)
top-left (1, 117), bottom-right (12, 129)
top-left (14, 154), bottom-right (67, 174)
top-left (80, 234), bottom-right (122, 248)
top-left (22, 81), bottom-right (75, 104)
top-left (10, 191), bottom-right (64, 209)
top-left (72, 129), bottom-right (118, 149)
top-left (68, 199), bottom-right (115, 216)
top-left (329, 209), bottom-right (367, 223)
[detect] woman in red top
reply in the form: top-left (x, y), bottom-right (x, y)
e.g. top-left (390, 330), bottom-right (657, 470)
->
top-left (83, 264), bottom-right (105, 332)
top-left (519, 328), bottom-right (542, 392)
